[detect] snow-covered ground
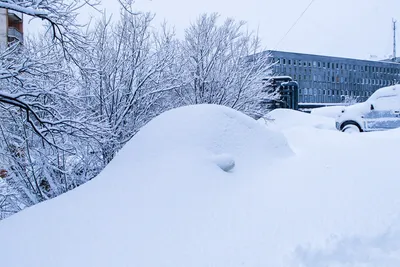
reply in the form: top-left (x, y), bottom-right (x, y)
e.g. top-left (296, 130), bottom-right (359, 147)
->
top-left (1, 104), bottom-right (400, 267)
top-left (310, 105), bottom-right (346, 118)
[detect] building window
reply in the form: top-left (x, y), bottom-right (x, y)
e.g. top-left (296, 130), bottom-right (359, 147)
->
top-left (282, 58), bottom-right (286, 64)
top-left (318, 62), bottom-right (321, 67)
top-left (288, 59), bottom-right (291, 65)
top-left (328, 62), bottom-right (331, 68)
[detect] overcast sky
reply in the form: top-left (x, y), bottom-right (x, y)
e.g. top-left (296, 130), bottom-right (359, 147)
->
top-left (26, 0), bottom-right (400, 60)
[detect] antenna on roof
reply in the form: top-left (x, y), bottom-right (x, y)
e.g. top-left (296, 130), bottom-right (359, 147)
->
top-left (393, 18), bottom-right (397, 61)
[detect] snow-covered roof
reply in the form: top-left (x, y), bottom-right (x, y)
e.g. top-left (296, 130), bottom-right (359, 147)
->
top-left (369, 84), bottom-right (400, 101)
top-left (262, 75), bottom-right (292, 81)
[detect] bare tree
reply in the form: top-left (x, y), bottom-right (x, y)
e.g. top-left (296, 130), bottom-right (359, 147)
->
top-left (0, 0), bottom-right (99, 144)
top-left (0, 36), bottom-right (105, 219)
top-left (175, 13), bottom-right (276, 118)
top-left (0, 0), bottom-right (99, 51)
top-left (341, 95), bottom-right (360, 106)
top-left (78, 11), bottom-right (181, 164)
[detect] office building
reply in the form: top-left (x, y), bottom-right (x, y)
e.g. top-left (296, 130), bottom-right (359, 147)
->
top-left (265, 50), bottom-right (400, 103)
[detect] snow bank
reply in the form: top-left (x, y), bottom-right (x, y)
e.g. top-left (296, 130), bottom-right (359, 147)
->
top-left (310, 105), bottom-right (346, 118)
top-left (266, 108), bottom-right (336, 130)
top-left (363, 127), bottom-right (400, 140)
top-left (1, 104), bottom-right (400, 267)
top-left (283, 127), bottom-right (400, 267)
top-left (127, 104), bottom-right (292, 167)
top-left (0, 104), bottom-right (292, 267)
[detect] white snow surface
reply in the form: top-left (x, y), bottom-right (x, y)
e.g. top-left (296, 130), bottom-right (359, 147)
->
top-left (311, 105), bottom-right (346, 118)
top-left (1, 104), bottom-right (400, 267)
top-left (266, 108), bottom-right (336, 130)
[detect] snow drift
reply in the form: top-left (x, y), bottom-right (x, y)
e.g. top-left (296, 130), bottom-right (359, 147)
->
top-left (310, 105), bottom-right (346, 118)
top-left (128, 103), bottom-right (293, 168)
top-left (0, 104), bottom-right (293, 267)
top-left (266, 108), bottom-right (336, 130)
top-left (1, 104), bottom-right (400, 267)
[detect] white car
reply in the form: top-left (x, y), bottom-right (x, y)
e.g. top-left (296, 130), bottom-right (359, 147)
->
top-left (335, 85), bottom-right (400, 133)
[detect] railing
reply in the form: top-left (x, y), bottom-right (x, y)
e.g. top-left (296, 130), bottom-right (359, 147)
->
top-left (8, 27), bottom-right (23, 43)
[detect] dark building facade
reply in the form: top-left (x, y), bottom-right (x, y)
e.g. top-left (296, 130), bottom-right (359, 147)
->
top-left (266, 50), bottom-right (400, 103)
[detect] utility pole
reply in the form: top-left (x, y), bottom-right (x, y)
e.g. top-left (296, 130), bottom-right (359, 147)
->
top-left (393, 19), bottom-right (397, 61)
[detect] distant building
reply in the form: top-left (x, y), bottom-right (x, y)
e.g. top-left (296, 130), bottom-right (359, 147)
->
top-left (263, 50), bottom-right (400, 103)
top-left (0, 8), bottom-right (23, 47)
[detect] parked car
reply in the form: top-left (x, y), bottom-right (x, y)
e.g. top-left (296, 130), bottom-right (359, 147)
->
top-left (335, 85), bottom-right (400, 133)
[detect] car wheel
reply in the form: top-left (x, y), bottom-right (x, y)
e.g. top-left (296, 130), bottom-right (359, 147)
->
top-left (342, 124), bottom-right (361, 133)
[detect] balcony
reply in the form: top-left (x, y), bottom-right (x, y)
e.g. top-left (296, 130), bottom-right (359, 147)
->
top-left (7, 10), bottom-right (22, 22)
top-left (8, 27), bottom-right (23, 43)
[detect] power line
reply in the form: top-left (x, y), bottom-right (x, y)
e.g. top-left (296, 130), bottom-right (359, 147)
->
top-left (273, 0), bottom-right (316, 50)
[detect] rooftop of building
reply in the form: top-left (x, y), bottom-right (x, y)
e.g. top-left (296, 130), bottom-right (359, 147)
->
top-left (261, 50), bottom-right (400, 66)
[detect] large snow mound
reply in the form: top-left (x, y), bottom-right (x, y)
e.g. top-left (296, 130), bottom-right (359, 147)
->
top-left (0, 104), bottom-right (293, 267)
top-left (128, 104), bottom-right (293, 166)
top-left (266, 108), bottom-right (336, 130)
top-left (1, 104), bottom-right (400, 267)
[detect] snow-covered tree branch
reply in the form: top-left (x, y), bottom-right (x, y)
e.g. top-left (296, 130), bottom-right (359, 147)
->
top-left (79, 11), bottom-right (181, 164)
top-left (0, 9), bottom-right (277, 220)
top-left (0, 0), bottom-right (99, 52)
top-left (175, 13), bottom-right (277, 118)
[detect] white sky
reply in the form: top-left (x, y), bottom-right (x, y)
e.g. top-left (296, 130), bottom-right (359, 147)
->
top-left (25, 0), bottom-right (400, 60)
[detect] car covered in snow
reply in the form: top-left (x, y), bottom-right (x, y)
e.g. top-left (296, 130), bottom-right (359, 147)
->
top-left (335, 84), bottom-right (400, 133)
